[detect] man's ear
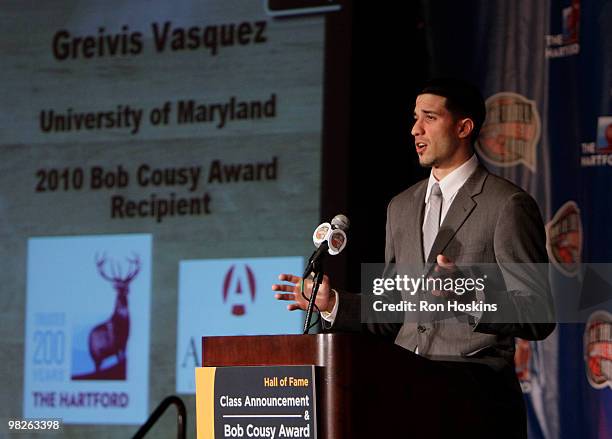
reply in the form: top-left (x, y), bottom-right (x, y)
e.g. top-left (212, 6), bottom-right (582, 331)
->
top-left (457, 118), bottom-right (474, 140)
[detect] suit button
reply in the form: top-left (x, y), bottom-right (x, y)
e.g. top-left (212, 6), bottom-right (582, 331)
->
top-left (417, 325), bottom-right (426, 333)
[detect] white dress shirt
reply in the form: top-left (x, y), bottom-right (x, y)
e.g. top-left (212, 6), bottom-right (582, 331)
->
top-left (322, 154), bottom-right (480, 324)
top-left (422, 153), bottom-right (479, 230)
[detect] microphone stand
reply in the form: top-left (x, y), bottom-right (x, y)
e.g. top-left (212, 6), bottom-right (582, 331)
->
top-left (303, 260), bottom-right (324, 334)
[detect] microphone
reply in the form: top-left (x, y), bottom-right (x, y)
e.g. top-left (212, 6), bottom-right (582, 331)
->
top-left (302, 214), bottom-right (349, 334)
top-left (302, 214), bottom-right (350, 279)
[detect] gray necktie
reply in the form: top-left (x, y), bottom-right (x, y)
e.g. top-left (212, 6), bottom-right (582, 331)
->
top-left (423, 183), bottom-right (442, 260)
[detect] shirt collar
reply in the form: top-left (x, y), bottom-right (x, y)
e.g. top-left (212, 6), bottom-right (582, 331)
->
top-left (425, 154), bottom-right (479, 203)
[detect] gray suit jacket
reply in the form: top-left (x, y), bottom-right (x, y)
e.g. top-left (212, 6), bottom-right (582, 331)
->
top-left (334, 164), bottom-right (555, 370)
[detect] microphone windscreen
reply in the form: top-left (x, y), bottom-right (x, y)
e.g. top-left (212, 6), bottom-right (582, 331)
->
top-left (331, 214), bottom-right (350, 231)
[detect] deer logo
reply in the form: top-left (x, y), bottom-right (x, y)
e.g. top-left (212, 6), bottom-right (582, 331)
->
top-left (87, 254), bottom-right (140, 377)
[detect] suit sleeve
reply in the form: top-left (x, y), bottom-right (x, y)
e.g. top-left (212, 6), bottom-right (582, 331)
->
top-left (332, 200), bottom-right (403, 339)
top-left (475, 191), bottom-right (556, 340)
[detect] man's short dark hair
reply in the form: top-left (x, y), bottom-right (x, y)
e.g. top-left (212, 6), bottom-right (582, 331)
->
top-left (419, 78), bottom-right (486, 145)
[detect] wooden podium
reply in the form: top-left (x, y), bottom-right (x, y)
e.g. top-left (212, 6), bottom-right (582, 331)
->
top-left (202, 333), bottom-right (491, 438)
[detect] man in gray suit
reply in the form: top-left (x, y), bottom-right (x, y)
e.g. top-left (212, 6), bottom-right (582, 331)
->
top-left (273, 78), bottom-right (554, 437)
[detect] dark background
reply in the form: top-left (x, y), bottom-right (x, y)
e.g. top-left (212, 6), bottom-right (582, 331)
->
top-left (322, 1), bottom-right (429, 293)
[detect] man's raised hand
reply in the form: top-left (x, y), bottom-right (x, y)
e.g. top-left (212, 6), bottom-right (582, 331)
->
top-left (272, 273), bottom-right (335, 313)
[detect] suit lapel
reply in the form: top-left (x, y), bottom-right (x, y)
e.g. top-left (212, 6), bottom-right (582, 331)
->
top-left (426, 165), bottom-right (488, 263)
top-left (414, 183), bottom-right (427, 262)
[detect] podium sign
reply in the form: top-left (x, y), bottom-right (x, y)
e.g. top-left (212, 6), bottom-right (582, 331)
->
top-left (195, 365), bottom-right (317, 439)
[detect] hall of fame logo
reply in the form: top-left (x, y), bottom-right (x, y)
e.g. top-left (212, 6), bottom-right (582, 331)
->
top-left (476, 92), bottom-right (541, 171)
top-left (584, 310), bottom-right (612, 389)
top-left (546, 201), bottom-right (582, 277)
